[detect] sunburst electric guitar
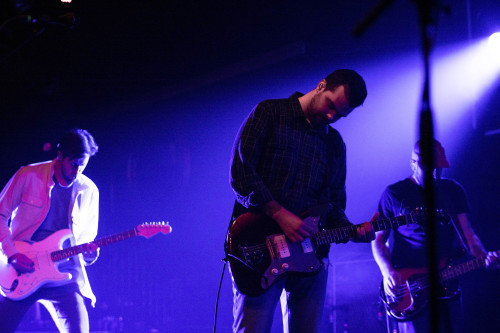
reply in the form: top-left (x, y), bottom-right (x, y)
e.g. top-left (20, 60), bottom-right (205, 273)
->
top-left (0, 222), bottom-right (172, 301)
top-left (227, 205), bottom-right (437, 296)
top-left (381, 250), bottom-right (500, 320)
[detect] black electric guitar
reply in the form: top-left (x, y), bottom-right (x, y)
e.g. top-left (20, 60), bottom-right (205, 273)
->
top-left (0, 222), bottom-right (172, 301)
top-left (381, 250), bottom-right (500, 320)
top-left (227, 205), bottom-right (435, 296)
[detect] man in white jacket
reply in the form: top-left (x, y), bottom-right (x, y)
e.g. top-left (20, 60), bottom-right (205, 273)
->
top-left (0, 128), bottom-right (100, 333)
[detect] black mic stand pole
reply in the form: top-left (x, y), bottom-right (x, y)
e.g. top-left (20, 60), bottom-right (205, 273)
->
top-left (353, 0), bottom-right (450, 332)
top-left (415, 0), bottom-right (453, 332)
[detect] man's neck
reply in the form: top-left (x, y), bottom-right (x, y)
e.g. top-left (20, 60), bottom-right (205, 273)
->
top-left (411, 173), bottom-right (439, 187)
top-left (410, 174), bottom-right (424, 186)
top-left (298, 91), bottom-right (313, 114)
top-left (53, 160), bottom-right (71, 187)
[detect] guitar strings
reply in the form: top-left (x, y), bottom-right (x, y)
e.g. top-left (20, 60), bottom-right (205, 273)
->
top-left (387, 277), bottom-right (430, 301)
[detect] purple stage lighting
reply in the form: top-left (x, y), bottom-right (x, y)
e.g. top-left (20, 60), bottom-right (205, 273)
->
top-left (488, 32), bottom-right (500, 60)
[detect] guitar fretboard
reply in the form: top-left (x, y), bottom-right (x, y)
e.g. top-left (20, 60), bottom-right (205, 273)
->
top-left (51, 228), bottom-right (139, 261)
top-left (440, 250), bottom-right (500, 282)
top-left (312, 213), bottom-right (418, 246)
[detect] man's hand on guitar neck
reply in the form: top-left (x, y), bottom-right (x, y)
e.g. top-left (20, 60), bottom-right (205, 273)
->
top-left (81, 242), bottom-right (99, 264)
top-left (8, 253), bottom-right (35, 274)
top-left (486, 251), bottom-right (500, 270)
top-left (465, 232), bottom-right (500, 270)
top-left (351, 213), bottom-right (378, 243)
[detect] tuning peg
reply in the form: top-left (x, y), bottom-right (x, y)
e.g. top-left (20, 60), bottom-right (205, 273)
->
top-left (143, 221), bottom-right (168, 225)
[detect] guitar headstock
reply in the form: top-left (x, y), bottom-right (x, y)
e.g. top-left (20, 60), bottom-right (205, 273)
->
top-left (137, 222), bottom-right (172, 238)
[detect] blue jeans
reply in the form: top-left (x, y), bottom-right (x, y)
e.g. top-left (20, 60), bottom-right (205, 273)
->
top-left (0, 283), bottom-right (89, 333)
top-left (232, 259), bottom-right (329, 333)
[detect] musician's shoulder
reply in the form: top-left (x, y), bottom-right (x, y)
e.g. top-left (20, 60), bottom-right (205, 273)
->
top-left (75, 174), bottom-right (98, 192)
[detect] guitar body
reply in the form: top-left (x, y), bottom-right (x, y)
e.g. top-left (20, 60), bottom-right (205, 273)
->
top-left (0, 222), bottom-right (172, 301)
top-left (228, 206), bottom-right (431, 296)
top-left (382, 265), bottom-right (464, 321)
top-left (228, 209), bottom-right (324, 296)
top-left (0, 229), bottom-right (79, 301)
top-left (381, 267), bottom-right (430, 320)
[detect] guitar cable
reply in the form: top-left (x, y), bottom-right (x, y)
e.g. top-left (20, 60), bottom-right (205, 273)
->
top-left (213, 221), bottom-right (267, 333)
top-left (213, 217), bottom-right (233, 333)
top-left (214, 208), bottom-right (269, 332)
top-left (225, 253), bottom-right (269, 278)
top-left (213, 259), bottom-right (227, 333)
top-left (213, 254), bottom-right (271, 332)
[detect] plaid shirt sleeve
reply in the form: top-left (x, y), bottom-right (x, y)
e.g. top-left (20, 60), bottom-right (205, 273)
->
top-left (323, 129), bottom-right (352, 228)
top-left (230, 101), bottom-right (275, 209)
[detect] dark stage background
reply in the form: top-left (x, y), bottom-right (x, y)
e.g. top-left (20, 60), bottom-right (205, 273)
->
top-left (1, 1), bottom-right (500, 332)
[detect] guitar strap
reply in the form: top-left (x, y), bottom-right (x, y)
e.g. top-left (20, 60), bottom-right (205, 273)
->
top-left (325, 126), bottom-right (333, 203)
top-left (448, 214), bottom-right (470, 254)
top-left (323, 126), bottom-right (345, 229)
top-left (435, 179), bottom-right (470, 254)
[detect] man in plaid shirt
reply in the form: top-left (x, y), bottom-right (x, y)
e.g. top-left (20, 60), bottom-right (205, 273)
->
top-left (229, 69), bottom-right (375, 333)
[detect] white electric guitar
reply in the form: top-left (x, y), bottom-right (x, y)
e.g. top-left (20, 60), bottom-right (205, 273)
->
top-left (0, 222), bottom-right (172, 301)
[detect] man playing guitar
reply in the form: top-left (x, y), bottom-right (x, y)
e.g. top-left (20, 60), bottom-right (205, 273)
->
top-left (0, 129), bottom-right (100, 333)
top-left (228, 69), bottom-right (375, 333)
top-left (371, 140), bottom-right (499, 333)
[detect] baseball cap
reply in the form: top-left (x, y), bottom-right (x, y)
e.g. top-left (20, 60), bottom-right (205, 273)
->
top-left (412, 139), bottom-right (450, 168)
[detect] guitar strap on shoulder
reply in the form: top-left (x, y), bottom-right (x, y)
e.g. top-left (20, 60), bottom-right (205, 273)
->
top-left (448, 214), bottom-right (470, 254)
top-left (322, 127), bottom-right (349, 229)
top-left (325, 127), bottom-right (333, 202)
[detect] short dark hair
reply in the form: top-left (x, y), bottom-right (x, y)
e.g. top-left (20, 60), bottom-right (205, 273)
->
top-left (57, 129), bottom-right (98, 159)
top-left (324, 69), bottom-right (367, 108)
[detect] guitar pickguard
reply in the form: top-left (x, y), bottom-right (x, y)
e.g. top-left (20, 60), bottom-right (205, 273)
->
top-left (261, 232), bottom-right (322, 290)
top-left (228, 210), bottom-right (326, 296)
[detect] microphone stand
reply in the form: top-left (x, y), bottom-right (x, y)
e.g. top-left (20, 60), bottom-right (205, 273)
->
top-left (415, 1), bottom-right (441, 331)
top-left (353, 1), bottom-right (450, 332)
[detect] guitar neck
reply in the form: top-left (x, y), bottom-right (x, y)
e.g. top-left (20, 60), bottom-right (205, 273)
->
top-left (51, 228), bottom-right (139, 261)
top-left (440, 250), bottom-right (500, 282)
top-left (313, 214), bottom-right (415, 246)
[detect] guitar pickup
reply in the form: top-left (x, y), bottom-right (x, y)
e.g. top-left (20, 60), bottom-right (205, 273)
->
top-left (301, 238), bottom-right (314, 253)
top-left (271, 235), bottom-right (290, 259)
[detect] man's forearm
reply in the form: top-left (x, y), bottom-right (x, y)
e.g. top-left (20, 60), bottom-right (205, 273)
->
top-left (372, 237), bottom-right (394, 277)
top-left (263, 200), bottom-right (283, 218)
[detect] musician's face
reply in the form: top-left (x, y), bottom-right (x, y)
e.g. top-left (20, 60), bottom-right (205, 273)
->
top-left (57, 153), bottom-right (90, 186)
top-left (411, 155), bottom-right (440, 186)
top-left (304, 84), bottom-right (353, 127)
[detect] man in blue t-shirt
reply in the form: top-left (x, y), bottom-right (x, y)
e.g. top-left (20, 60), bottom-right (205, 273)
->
top-left (372, 140), bottom-right (499, 333)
